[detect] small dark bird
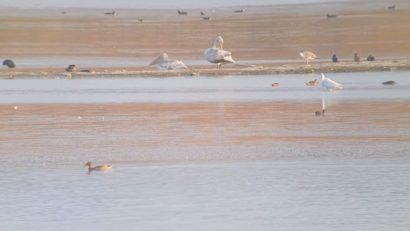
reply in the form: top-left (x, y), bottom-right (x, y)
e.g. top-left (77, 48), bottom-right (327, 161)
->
top-left (200, 11), bottom-right (205, 16)
top-left (332, 54), bottom-right (338, 63)
top-left (137, 18), bottom-right (144, 23)
top-left (388, 5), bottom-right (396, 11)
top-left (271, 83), bottom-right (280, 88)
top-left (201, 16), bottom-right (211, 20)
top-left (326, 13), bottom-right (337, 19)
top-left (354, 53), bottom-right (360, 62)
top-left (3, 59), bottom-right (16, 68)
top-left (104, 11), bottom-right (116, 16)
top-left (233, 9), bottom-right (245, 13)
top-left (177, 10), bottom-right (188, 15)
top-left (315, 109), bottom-right (325, 117)
top-left (366, 55), bottom-right (375, 61)
top-left (382, 80), bottom-right (396, 86)
top-left (66, 64), bottom-right (77, 72)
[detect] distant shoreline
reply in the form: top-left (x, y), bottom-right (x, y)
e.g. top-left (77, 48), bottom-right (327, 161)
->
top-left (2, 0), bottom-right (410, 75)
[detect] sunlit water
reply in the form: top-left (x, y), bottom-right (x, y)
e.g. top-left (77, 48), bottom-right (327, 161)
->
top-left (0, 71), bottom-right (409, 231)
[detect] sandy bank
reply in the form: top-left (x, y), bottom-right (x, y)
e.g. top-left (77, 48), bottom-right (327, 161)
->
top-left (1, 101), bottom-right (409, 149)
top-left (1, 2), bottom-right (410, 61)
top-left (1, 59), bottom-right (410, 78)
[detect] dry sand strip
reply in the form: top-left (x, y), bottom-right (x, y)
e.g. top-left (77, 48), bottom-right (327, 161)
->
top-left (1, 59), bottom-right (410, 78)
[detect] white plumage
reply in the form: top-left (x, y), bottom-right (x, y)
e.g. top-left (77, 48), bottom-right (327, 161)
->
top-left (204, 36), bottom-right (235, 68)
top-left (149, 53), bottom-right (188, 70)
top-left (321, 73), bottom-right (343, 90)
top-left (300, 51), bottom-right (318, 65)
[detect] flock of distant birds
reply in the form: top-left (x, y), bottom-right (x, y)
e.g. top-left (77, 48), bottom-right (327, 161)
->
top-left (2, 4), bottom-right (400, 124)
top-left (1, 4), bottom-right (402, 174)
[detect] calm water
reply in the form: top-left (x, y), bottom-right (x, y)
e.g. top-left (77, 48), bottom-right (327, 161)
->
top-left (0, 71), bottom-right (410, 104)
top-left (0, 71), bottom-right (409, 231)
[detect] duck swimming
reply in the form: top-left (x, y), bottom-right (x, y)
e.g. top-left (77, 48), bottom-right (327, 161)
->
top-left (85, 161), bottom-right (112, 173)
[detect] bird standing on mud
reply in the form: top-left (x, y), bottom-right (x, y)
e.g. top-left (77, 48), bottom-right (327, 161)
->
top-left (300, 51), bottom-right (318, 65)
top-left (204, 36), bottom-right (236, 69)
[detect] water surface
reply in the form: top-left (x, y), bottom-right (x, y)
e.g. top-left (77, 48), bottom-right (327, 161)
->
top-left (0, 71), bottom-right (409, 231)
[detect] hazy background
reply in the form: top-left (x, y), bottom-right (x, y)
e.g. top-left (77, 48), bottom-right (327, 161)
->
top-left (0, 0), bottom-right (346, 9)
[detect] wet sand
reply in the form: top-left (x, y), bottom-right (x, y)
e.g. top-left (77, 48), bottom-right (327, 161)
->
top-left (1, 101), bottom-right (409, 161)
top-left (1, 59), bottom-right (410, 78)
top-left (1, 1), bottom-right (410, 77)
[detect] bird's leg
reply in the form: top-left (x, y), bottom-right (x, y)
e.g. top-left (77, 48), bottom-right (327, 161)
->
top-left (217, 63), bottom-right (222, 69)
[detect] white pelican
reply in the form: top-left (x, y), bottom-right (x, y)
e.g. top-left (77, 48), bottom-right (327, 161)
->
top-left (300, 51), bottom-right (318, 65)
top-left (149, 53), bottom-right (188, 70)
top-left (320, 73), bottom-right (343, 90)
top-left (204, 36), bottom-right (236, 69)
top-left (85, 161), bottom-right (112, 173)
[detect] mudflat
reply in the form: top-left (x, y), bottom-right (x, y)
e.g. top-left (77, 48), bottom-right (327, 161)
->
top-left (1, 101), bottom-right (409, 159)
top-left (1, 0), bottom-right (410, 76)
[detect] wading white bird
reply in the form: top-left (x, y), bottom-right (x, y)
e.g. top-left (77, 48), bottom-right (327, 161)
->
top-left (315, 92), bottom-right (326, 116)
top-left (149, 53), bottom-right (188, 70)
top-left (85, 161), bottom-right (112, 173)
top-left (320, 73), bottom-right (343, 90)
top-left (204, 35), bottom-right (235, 69)
top-left (300, 51), bottom-right (318, 65)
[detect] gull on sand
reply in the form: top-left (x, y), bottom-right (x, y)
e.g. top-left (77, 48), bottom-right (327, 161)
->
top-left (300, 51), bottom-right (318, 65)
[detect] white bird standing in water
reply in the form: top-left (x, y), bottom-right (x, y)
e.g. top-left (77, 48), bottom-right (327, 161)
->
top-left (315, 92), bottom-right (326, 116)
top-left (320, 73), bottom-right (343, 90)
top-left (149, 53), bottom-right (188, 70)
top-left (204, 35), bottom-right (236, 69)
top-left (300, 51), bottom-right (318, 65)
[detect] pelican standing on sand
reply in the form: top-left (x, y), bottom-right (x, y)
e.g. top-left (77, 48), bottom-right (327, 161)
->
top-left (204, 36), bottom-right (236, 69)
top-left (85, 161), bottom-right (112, 173)
top-left (300, 51), bottom-right (318, 65)
top-left (149, 53), bottom-right (188, 70)
top-left (321, 73), bottom-right (343, 90)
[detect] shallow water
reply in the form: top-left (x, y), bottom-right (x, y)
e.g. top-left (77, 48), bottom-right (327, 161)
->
top-left (0, 71), bottom-right (409, 231)
top-left (0, 71), bottom-right (409, 103)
